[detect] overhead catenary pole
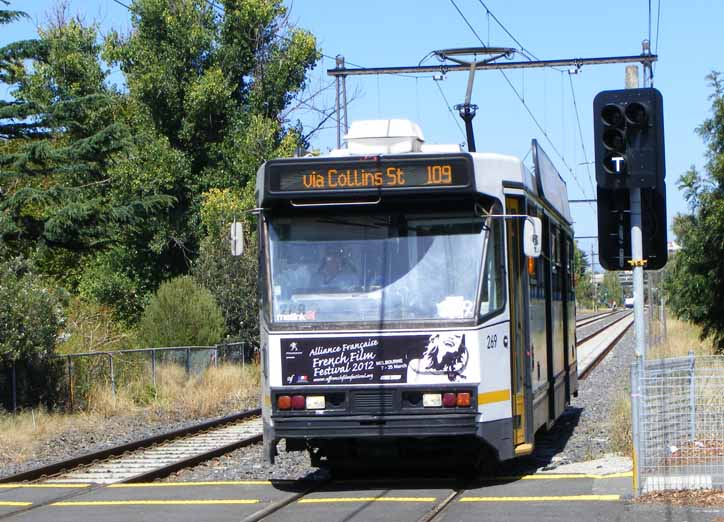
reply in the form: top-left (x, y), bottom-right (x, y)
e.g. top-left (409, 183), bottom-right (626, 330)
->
top-left (626, 62), bottom-right (647, 358)
top-left (335, 55), bottom-right (348, 148)
top-left (327, 54), bottom-right (658, 77)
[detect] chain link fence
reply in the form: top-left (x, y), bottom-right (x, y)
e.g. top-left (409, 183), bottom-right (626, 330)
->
top-left (632, 353), bottom-right (724, 494)
top-left (2, 342), bottom-right (257, 412)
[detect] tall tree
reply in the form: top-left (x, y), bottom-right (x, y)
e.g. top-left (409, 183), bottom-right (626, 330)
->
top-left (0, 12), bottom-right (170, 288)
top-left (665, 72), bottom-right (724, 352)
top-left (85, 0), bottom-right (318, 317)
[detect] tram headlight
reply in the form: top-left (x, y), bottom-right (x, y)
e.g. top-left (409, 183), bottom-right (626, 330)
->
top-left (422, 393), bottom-right (442, 407)
top-left (305, 395), bottom-right (325, 410)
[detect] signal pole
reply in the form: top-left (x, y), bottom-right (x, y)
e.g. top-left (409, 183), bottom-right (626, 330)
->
top-left (625, 63), bottom-right (647, 358)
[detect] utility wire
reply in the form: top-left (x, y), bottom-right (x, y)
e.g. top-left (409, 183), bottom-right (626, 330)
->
top-left (434, 80), bottom-right (467, 144)
top-left (449, 2), bottom-right (592, 203)
top-left (568, 73), bottom-right (596, 200)
top-left (449, 0), bottom-right (487, 48)
top-left (476, 0), bottom-right (538, 61)
top-left (109, 0), bottom-right (132, 10)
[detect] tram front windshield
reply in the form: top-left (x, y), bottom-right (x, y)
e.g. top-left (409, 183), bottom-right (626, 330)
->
top-left (267, 211), bottom-right (492, 325)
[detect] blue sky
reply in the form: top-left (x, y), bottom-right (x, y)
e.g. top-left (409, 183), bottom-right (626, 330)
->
top-left (3, 0), bottom-right (722, 270)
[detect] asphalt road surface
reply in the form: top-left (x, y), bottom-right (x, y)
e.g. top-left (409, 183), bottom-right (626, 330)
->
top-left (2, 471), bottom-right (721, 522)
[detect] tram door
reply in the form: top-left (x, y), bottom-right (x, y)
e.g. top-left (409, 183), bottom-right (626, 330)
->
top-left (505, 197), bottom-right (528, 448)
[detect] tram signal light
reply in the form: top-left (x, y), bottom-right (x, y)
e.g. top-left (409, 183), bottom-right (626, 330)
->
top-left (596, 185), bottom-right (667, 271)
top-left (593, 88), bottom-right (665, 190)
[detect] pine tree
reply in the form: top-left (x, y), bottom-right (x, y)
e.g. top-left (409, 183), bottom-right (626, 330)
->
top-left (0, 12), bottom-right (171, 285)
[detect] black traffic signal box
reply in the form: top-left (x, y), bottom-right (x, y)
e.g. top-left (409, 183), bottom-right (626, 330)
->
top-left (594, 87), bottom-right (667, 271)
top-left (593, 88), bottom-right (665, 189)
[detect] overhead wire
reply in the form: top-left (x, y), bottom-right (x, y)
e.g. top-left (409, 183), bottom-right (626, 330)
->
top-left (568, 73), bottom-right (596, 199)
top-left (433, 79), bottom-right (468, 144)
top-left (448, 1), bottom-right (593, 203)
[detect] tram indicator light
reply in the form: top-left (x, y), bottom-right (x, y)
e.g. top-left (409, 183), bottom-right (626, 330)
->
top-left (277, 395), bottom-right (292, 410)
top-left (593, 88), bottom-right (665, 190)
top-left (456, 392), bottom-right (471, 407)
top-left (442, 392), bottom-right (457, 408)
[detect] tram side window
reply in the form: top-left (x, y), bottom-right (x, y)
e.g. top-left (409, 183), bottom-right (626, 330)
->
top-left (551, 226), bottom-right (562, 302)
top-left (480, 218), bottom-right (506, 317)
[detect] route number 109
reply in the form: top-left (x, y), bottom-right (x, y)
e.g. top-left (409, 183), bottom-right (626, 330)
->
top-left (426, 164), bottom-right (452, 185)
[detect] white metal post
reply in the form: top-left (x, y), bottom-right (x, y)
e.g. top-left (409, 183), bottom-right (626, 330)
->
top-left (626, 65), bottom-right (647, 358)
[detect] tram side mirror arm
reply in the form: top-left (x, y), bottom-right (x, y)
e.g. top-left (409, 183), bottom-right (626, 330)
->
top-left (230, 221), bottom-right (244, 257)
top-left (523, 217), bottom-right (542, 258)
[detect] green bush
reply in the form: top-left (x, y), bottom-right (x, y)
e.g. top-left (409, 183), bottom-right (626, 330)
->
top-left (0, 257), bottom-right (64, 409)
top-left (137, 275), bottom-right (224, 348)
top-left (0, 258), bottom-right (63, 364)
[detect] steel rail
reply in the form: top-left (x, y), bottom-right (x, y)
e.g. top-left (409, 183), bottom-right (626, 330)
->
top-left (0, 408), bottom-right (261, 484)
top-left (575, 310), bottom-right (619, 328)
top-left (576, 311), bottom-right (633, 347)
top-left (578, 316), bottom-right (634, 380)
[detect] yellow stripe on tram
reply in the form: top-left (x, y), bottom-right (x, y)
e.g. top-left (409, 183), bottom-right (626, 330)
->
top-left (0, 501), bottom-right (32, 507)
top-left (477, 389), bottom-right (511, 405)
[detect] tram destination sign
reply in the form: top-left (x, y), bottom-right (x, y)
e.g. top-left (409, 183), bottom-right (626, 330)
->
top-left (265, 154), bottom-right (473, 198)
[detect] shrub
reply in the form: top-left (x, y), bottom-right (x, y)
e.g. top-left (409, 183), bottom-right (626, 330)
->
top-left (137, 275), bottom-right (224, 348)
top-left (0, 257), bottom-right (64, 409)
top-left (0, 258), bottom-right (62, 364)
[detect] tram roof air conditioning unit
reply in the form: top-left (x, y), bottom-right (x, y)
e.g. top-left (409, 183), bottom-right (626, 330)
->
top-left (344, 119), bottom-right (424, 154)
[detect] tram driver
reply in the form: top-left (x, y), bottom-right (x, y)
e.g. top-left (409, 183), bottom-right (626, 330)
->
top-left (316, 246), bottom-right (359, 290)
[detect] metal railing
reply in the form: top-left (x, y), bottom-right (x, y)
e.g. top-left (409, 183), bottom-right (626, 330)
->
top-left (632, 353), bottom-right (724, 494)
top-left (2, 342), bottom-right (257, 412)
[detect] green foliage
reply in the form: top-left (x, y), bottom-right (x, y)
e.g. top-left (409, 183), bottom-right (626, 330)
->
top-left (0, 14), bottom-right (172, 293)
top-left (0, 257), bottom-right (63, 364)
top-left (137, 275), bottom-right (225, 347)
top-left (194, 188), bottom-right (258, 344)
top-left (599, 272), bottom-right (623, 307)
top-left (665, 72), bottom-right (724, 352)
top-left (1, 0), bottom-right (319, 332)
top-left (194, 233), bottom-right (259, 345)
top-left (573, 241), bottom-right (594, 308)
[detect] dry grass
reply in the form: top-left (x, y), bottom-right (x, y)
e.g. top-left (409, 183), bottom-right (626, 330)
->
top-left (0, 363), bottom-right (260, 467)
top-left (649, 317), bottom-right (716, 359)
top-left (0, 409), bottom-right (98, 464)
top-left (608, 316), bottom-right (717, 458)
top-left (609, 386), bottom-right (633, 456)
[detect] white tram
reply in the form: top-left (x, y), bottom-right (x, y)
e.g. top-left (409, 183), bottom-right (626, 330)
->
top-left (254, 120), bottom-right (577, 466)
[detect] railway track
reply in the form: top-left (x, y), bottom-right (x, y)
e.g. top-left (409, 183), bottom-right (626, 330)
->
top-left (0, 409), bottom-right (262, 486)
top-left (576, 310), bottom-right (634, 379)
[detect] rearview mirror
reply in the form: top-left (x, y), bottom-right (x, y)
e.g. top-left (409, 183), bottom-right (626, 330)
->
top-left (523, 217), bottom-right (542, 258)
top-left (230, 221), bottom-right (244, 256)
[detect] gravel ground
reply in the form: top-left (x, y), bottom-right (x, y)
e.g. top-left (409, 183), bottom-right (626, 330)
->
top-left (0, 401), bottom-right (258, 480)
